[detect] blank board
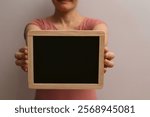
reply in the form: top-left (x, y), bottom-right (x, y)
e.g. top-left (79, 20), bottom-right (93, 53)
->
top-left (27, 30), bottom-right (105, 89)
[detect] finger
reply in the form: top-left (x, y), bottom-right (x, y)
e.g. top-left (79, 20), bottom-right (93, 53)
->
top-left (105, 52), bottom-right (115, 60)
top-left (24, 49), bottom-right (28, 55)
top-left (104, 59), bottom-right (114, 68)
top-left (19, 47), bottom-right (26, 52)
top-left (25, 60), bottom-right (28, 64)
top-left (15, 60), bottom-right (26, 66)
top-left (104, 64), bottom-right (108, 68)
top-left (19, 47), bottom-right (28, 54)
top-left (21, 66), bottom-right (28, 72)
top-left (15, 52), bottom-right (26, 60)
top-left (104, 47), bottom-right (109, 53)
top-left (25, 55), bottom-right (28, 59)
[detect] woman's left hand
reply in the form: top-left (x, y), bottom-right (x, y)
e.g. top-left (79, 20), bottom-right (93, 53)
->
top-left (104, 47), bottom-right (115, 73)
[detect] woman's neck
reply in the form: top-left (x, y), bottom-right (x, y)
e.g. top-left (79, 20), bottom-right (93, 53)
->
top-left (51, 9), bottom-right (84, 29)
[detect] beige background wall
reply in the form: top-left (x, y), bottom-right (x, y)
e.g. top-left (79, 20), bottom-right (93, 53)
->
top-left (0, 0), bottom-right (150, 99)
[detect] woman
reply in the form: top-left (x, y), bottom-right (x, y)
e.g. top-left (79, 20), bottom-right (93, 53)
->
top-left (15, 0), bottom-right (115, 100)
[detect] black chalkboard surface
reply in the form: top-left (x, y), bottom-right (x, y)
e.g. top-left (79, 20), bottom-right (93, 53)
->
top-left (27, 31), bottom-right (104, 89)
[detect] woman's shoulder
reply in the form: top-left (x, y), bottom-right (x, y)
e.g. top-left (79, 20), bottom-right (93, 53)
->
top-left (27, 18), bottom-right (45, 30)
top-left (85, 17), bottom-right (106, 24)
top-left (83, 17), bottom-right (106, 30)
top-left (28, 17), bottom-right (55, 30)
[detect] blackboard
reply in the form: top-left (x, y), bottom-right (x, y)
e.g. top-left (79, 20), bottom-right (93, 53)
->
top-left (27, 31), bottom-right (104, 89)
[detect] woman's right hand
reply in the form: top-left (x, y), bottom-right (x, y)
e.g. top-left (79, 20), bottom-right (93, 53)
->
top-left (15, 46), bottom-right (28, 72)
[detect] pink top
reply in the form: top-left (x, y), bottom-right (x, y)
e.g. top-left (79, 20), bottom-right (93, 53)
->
top-left (29, 17), bottom-right (104, 100)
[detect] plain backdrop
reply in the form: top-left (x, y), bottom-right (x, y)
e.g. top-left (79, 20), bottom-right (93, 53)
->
top-left (0, 0), bottom-right (150, 99)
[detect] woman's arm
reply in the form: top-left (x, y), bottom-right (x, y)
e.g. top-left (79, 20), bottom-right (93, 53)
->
top-left (93, 23), bottom-right (115, 73)
top-left (24, 24), bottom-right (41, 44)
top-left (93, 23), bottom-right (108, 46)
top-left (15, 24), bottom-right (41, 72)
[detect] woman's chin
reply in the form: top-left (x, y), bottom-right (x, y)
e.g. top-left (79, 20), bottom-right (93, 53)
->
top-left (58, 6), bottom-right (74, 12)
top-left (53, 0), bottom-right (77, 13)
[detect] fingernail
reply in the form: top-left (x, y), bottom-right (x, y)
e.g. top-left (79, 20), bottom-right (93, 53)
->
top-left (25, 50), bottom-right (28, 53)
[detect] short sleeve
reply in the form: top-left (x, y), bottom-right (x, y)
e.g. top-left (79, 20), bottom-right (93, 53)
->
top-left (85, 18), bottom-right (106, 30)
top-left (27, 19), bottom-right (45, 30)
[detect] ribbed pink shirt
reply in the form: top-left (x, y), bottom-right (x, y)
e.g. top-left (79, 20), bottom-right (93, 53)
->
top-left (29, 17), bottom-right (104, 100)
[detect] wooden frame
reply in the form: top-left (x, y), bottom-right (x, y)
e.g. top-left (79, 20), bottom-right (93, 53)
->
top-left (27, 30), bottom-right (105, 89)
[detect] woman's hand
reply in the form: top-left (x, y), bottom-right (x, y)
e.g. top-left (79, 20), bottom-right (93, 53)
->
top-left (15, 46), bottom-right (114, 73)
top-left (104, 47), bottom-right (115, 73)
top-left (15, 46), bottom-right (28, 72)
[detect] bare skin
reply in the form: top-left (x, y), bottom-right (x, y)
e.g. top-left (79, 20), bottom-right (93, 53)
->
top-left (15, 0), bottom-right (115, 73)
